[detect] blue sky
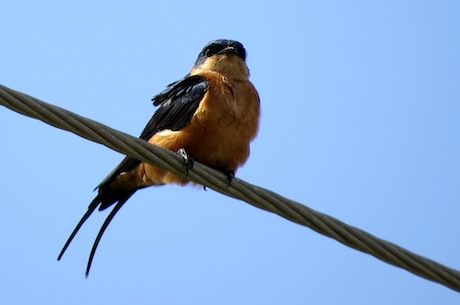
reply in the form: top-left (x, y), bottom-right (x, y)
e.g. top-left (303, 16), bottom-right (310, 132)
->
top-left (1, 1), bottom-right (459, 304)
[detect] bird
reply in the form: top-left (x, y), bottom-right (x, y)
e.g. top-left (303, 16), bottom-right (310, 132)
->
top-left (57, 39), bottom-right (260, 276)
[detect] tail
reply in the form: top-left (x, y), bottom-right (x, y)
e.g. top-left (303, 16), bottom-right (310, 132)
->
top-left (57, 187), bottom-right (136, 276)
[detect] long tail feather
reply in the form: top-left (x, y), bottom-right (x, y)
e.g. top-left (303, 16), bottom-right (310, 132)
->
top-left (57, 197), bottom-right (100, 261)
top-left (85, 195), bottom-right (131, 276)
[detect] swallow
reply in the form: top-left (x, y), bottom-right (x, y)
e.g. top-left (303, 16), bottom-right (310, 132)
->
top-left (57, 39), bottom-right (260, 275)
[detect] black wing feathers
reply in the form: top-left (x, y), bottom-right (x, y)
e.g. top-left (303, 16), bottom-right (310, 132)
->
top-left (96, 74), bottom-right (209, 206)
top-left (142, 74), bottom-right (209, 136)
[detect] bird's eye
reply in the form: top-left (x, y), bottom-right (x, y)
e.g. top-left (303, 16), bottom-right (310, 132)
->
top-left (205, 44), bottom-right (220, 57)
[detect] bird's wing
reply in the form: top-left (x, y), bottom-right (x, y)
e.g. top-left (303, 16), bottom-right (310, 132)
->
top-left (96, 74), bottom-right (209, 197)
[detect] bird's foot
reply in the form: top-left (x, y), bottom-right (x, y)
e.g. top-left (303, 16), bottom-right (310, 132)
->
top-left (177, 148), bottom-right (194, 172)
top-left (223, 170), bottom-right (235, 184)
top-left (202, 169), bottom-right (233, 190)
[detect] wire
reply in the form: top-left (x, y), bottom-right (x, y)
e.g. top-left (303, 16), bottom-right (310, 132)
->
top-left (1, 83), bottom-right (459, 292)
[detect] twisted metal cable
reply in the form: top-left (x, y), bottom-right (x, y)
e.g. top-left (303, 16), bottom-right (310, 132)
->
top-left (1, 83), bottom-right (459, 292)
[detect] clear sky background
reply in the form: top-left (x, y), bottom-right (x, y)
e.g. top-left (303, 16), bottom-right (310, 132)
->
top-left (1, 1), bottom-right (459, 304)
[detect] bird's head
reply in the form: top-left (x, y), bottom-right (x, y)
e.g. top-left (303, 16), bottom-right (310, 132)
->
top-left (191, 39), bottom-right (249, 80)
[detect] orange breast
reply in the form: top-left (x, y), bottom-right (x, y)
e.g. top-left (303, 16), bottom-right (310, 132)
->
top-left (140, 72), bottom-right (260, 186)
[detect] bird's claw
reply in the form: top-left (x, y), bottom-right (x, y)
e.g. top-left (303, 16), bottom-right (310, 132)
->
top-left (177, 148), bottom-right (194, 171)
top-left (224, 170), bottom-right (235, 184)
